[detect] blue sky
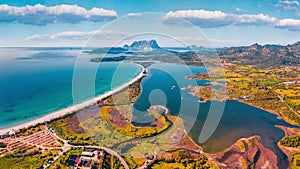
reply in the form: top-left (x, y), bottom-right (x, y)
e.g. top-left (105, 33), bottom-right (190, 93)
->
top-left (0, 0), bottom-right (299, 47)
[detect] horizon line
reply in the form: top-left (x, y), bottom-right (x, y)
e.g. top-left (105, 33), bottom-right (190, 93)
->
top-left (0, 40), bottom-right (299, 49)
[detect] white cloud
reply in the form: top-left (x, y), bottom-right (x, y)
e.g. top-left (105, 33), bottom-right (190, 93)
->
top-left (275, 0), bottom-right (299, 11)
top-left (163, 10), bottom-right (231, 27)
top-left (0, 4), bottom-right (118, 25)
top-left (25, 30), bottom-right (130, 41)
top-left (126, 13), bottom-right (143, 17)
top-left (163, 9), bottom-right (277, 28)
top-left (229, 13), bottom-right (277, 26)
top-left (276, 18), bottom-right (300, 31)
top-left (281, 0), bottom-right (300, 5)
top-left (235, 8), bottom-right (244, 12)
top-left (163, 9), bottom-right (300, 31)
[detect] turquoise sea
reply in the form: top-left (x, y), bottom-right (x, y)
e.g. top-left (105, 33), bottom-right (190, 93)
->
top-left (0, 48), bottom-right (142, 129)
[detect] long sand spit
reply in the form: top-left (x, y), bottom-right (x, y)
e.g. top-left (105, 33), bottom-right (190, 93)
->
top-left (0, 64), bottom-right (146, 135)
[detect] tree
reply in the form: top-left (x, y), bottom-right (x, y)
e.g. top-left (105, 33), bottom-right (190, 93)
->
top-left (0, 142), bottom-right (6, 148)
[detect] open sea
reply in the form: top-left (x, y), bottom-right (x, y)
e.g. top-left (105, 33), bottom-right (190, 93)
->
top-left (0, 47), bottom-right (142, 129)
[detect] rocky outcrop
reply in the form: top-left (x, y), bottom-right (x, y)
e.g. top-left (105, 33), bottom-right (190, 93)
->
top-left (211, 136), bottom-right (278, 169)
top-left (124, 40), bottom-right (161, 51)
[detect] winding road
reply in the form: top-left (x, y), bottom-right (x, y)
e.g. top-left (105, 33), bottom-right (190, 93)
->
top-left (45, 126), bottom-right (129, 169)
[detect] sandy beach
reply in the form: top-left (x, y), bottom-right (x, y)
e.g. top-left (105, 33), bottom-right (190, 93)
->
top-left (0, 65), bottom-right (146, 135)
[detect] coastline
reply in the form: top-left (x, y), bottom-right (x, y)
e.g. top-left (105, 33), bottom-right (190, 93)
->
top-left (0, 64), bottom-right (146, 135)
top-left (236, 99), bottom-right (299, 126)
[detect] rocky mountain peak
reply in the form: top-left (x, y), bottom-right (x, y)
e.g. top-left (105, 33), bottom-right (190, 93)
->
top-left (124, 40), bottom-right (161, 51)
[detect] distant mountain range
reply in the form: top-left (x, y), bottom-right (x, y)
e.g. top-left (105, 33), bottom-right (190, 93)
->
top-left (219, 42), bottom-right (300, 67)
top-left (87, 40), bottom-right (300, 68)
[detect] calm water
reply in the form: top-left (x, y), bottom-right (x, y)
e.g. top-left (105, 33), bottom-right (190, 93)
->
top-left (133, 63), bottom-right (298, 169)
top-left (0, 48), bottom-right (142, 129)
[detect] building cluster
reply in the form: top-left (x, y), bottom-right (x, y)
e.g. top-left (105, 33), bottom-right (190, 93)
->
top-left (67, 148), bottom-right (105, 169)
top-left (0, 129), bottom-right (21, 139)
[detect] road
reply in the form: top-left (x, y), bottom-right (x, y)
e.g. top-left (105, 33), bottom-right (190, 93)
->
top-left (277, 94), bottom-right (300, 118)
top-left (44, 126), bottom-right (129, 169)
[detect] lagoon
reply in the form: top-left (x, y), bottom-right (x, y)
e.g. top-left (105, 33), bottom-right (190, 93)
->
top-left (133, 63), bottom-right (297, 169)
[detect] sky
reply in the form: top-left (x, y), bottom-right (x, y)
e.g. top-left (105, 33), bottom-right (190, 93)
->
top-left (0, 0), bottom-right (299, 47)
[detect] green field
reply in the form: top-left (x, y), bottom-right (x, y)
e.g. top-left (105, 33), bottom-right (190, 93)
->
top-left (0, 149), bottom-right (60, 169)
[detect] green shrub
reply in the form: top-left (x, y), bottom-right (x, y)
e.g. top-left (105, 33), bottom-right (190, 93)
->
top-left (280, 136), bottom-right (300, 148)
top-left (0, 142), bottom-right (6, 148)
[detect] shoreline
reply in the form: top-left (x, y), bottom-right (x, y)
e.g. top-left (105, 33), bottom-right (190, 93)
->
top-left (0, 64), bottom-right (146, 135)
top-left (236, 99), bottom-right (300, 126)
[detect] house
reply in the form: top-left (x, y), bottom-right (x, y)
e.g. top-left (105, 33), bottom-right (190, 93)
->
top-left (48, 127), bottom-right (55, 133)
top-left (98, 149), bottom-right (104, 156)
top-left (67, 155), bottom-right (78, 167)
top-left (14, 130), bottom-right (21, 135)
top-left (79, 159), bottom-right (91, 167)
top-left (0, 133), bottom-right (10, 139)
top-left (82, 151), bottom-right (94, 157)
top-left (9, 130), bottom-right (15, 136)
top-left (92, 162), bottom-right (99, 169)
